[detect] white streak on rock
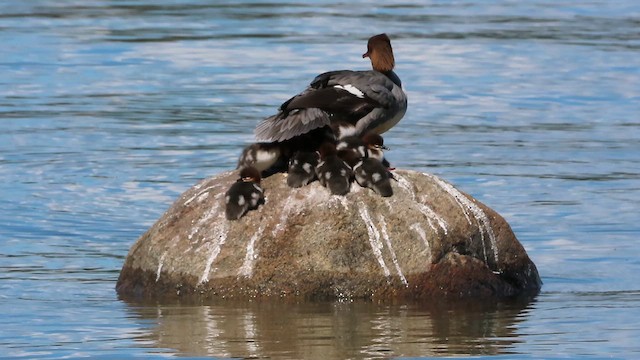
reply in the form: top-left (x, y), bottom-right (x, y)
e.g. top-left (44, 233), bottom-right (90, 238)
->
top-left (392, 172), bottom-right (416, 200)
top-left (378, 215), bottom-right (408, 286)
top-left (238, 224), bottom-right (265, 278)
top-left (199, 222), bottom-right (229, 284)
top-left (426, 218), bottom-right (437, 233)
top-left (425, 173), bottom-right (472, 225)
top-left (189, 194), bottom-right (223, 241)
top-left (156, 251), bottom-right (167, 282)
top-left (427, 174), bottom-right (499, 265)
top-left (358, 204), bottom-right (391, 277)
top-left (395, 172), bottom-right (448, 234)
top-left (185, 184), bottom-right (219, 206)
top-left (273, 193), bottom-right (298, 236)
top-left (416, 200), bottom-right (448, 235)
top-left (410, 223), bottom-right (431, 256)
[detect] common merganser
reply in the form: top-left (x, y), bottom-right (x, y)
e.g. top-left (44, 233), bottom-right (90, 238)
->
top-left (225, 166), bottom-right (265, 220)
top-left (353, 158), bottom-right (393, 197)
top-left (287, 151), bottom-right (319, 188)
top-left (254, 33), bottom-right (407, 142)
top-left (316, 142), bottom-right (352, 196)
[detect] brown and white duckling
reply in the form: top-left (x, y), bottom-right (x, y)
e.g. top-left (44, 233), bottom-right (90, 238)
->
top-left (287, 151), bottom-right (319, 188)
top-left (225, 166), bottom-right (265, 220)
top-left (353, 157), bottom-right (393, 197)
top-left (315, 142), bottom-right (352, 196)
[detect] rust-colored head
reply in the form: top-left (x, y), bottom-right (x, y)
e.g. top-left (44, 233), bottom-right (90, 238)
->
top-left (362, 132), bottom-right (389, 150)
top-left (239, 166), bottom-right (261, 183)
top-left (362, 33), bottom-right (395, 73)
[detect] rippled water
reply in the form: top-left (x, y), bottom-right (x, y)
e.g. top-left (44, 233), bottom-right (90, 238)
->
top-left (1, 0), bottom-right (639, 358)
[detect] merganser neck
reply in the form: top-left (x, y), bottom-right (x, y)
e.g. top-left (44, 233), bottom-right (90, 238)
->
top-left (383, 70), bottom-right (402, 88)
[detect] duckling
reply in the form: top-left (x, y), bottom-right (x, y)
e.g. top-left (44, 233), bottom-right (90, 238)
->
top-left (353, 158), bottom-right (393, 197)
top-left (315, 142), bottom-right (352, 196)
top-left (362, 132), bottom-right (391, 168)
top-left (287, 151), bottom-right (319, 188)
top-left (225, 166), bottom-right (265, 220)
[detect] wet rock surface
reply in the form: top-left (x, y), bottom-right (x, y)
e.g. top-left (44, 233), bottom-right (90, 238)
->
top-left (116, 170), bottom-right (541, 301)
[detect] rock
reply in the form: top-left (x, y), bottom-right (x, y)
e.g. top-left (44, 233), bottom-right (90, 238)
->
top-left (116, 170), bottom-right (541, 300)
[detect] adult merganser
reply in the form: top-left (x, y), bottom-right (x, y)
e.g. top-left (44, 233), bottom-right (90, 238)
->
top-left (254, 33), bottom-right (407, 142)
top-left (287, 150), bottom-right (319, 188)
top-left (353, 158), bottom-right (393, 197)
top-left (316, 142), bottom-right (352, 196)
top-left (225, 166), bottom-right (265, 220)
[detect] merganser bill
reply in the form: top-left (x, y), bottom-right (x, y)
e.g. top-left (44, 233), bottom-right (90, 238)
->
top-left (287, 151), bottom-right (319, 188)
top-left (225, 166), bottom-right (265, 220)
top-left (254, 33), bottom-right (407, 142)
top-left (316, 142), bottom-right (352, 196)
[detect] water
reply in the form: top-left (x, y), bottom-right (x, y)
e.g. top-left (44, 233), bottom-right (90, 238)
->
top-left (1, 0), bottom-right (639, 358)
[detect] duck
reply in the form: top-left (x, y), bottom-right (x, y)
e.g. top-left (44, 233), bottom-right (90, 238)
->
top-left (254, 33), bottom-right (407, 142)
top-left (353, 158), bottom-right (393, 197)
top-left (238, 127), bottom-right (334, 177)
top-left (361, 132), bottom-right (391, 168)
top-left (225, 166), bottom-right (265, 220)
top-left (315, 142), bottom-right (352, 196)
top-left (287, 150), bottom-right (319, 188)
top-left (237, 142), bottom-right (284, 175)
top-left (336, 132), bottom-right (391, 168)
top-left (336, 135), bottom-right (367, 160)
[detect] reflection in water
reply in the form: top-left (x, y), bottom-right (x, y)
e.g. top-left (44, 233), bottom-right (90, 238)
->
top-left (123, 298), bottom-right (535, 358)
top-left (2, 0), bottom-right (640, 357)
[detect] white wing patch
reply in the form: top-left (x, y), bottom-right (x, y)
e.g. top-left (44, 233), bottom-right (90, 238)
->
top-left (334, 84), bottom-right (365, 98)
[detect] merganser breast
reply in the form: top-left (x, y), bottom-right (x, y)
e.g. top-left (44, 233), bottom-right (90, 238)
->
top-left (254, 33), bottom-right (407, 142)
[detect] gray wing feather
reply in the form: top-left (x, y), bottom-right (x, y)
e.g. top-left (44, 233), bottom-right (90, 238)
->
top-left (255, 108), bottom-right (330, 142)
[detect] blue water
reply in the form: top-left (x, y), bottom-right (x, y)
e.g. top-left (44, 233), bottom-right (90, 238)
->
top-left (1, 0), bottom-right (639, 358)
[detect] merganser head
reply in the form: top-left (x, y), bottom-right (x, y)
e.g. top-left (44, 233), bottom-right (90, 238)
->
top-left (362, 133), bottom-right (390, 151)
top-left (239, 166), bottom-right (261, 184)
top-left (362, 33), bottom-right (395, 73)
